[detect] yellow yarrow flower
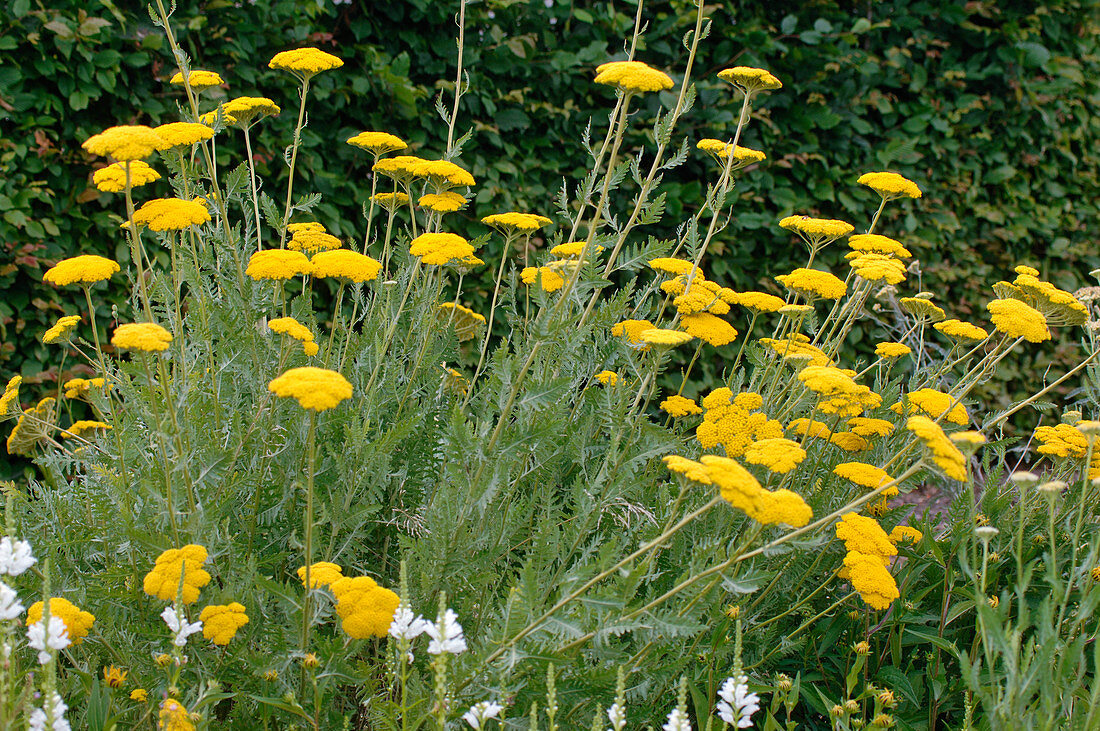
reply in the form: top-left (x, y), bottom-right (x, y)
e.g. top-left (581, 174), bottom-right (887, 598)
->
top-left (60, 420), bottom-right (111, 439)
top-left (647, 257), bottom-right (694, 276)
top-left (269, 367), bottom-right (353, 411)
top-left (775, 268), bottom-right (847, 300)
top-left (551, 241), bottom-right (603, 258)
top-left (221, 96), bottom-right (282, 126)
top-left (412, 159), bottom-right (475, 188)
top-left (373, 155), bottom-right (431, 184)
top-left (835, 513), bottom-right (897, 562)
top-left (875, 342), bottom-right (911, 359)
top-left (347, 131), bottom-right (407, 155)
top-left (310, 250), bottom-right (382, 283)
top-left (891, 388), bottom-right (969, 424)
top-left (847, 417), bottom-right (895, 438)
top-left (371, 192), bottom-right (409, 210)
top-left (900, 296), bottom-right (946, 322)
top-left (43, 255), bottom-right (120, 287)
top-left (297, 561), bottom-right (344, 588)
top-left (169, 69), bottom-right (224, 90)
top-left (142, 544), bottom-right (211, 604)
top-left (438, 303), bottom-right (486, 341)
top-left (907, 416), bottom-right (969, 481)
top-left (659, 394), bottom-right (702, 418)
top-left (594, 370), bottom-right (619, 386)
top-left (986, 298), bottom-right (1051, 342)
top-left (594, 60), bottom-right (674, 93)
top-left (696, 139), bottom-right (766, 166)
top-left (43, 315), bottom-right (82, 344)
top-left (735, 291), bottom-right (786, 314)
top-left (155, 122), bottom-right (216, 148)
top-left (1033, 423), bottom-right (1088, 459)
top-left (850, 253), bottom-right (906, 285)
top-left (199, 602), bottom-right (249, 646)
top-left (0, 376), bottom-right (21, 415)
top-left (759, 335), bottom-right (834, 367)
top-left (93, 160), bottom-right (161, 192)
top-left (702, 455), bottom-right (812, 527)
top-left (639, 328), bottom-right (694, 347)
top-left (288, 229), bottom-right (342, 254)
top-left (132, 198), bottom-right (210, 231)
top-left (888, 526), bottom-right (923, 546)
top-left (130, 689), bottom-right (148, 702)
top-left (611, 319), bottom-right (655, 350)
top-left (330, 576), bottom-right (400, 639)
top-left (679, 312), bottom-right (738, 347)
top-left (111, 323), bottom-right (172, 352)
top-left (743, 438), bottom-right (806, 474)
top-left (717, 66), bottom-right (783, 93)
top-left (482, 212), bottom-right (552, 232)
top-left (269, 47), bottom-right (343, 80)
top-left (246, 250), bottom-right (312, 280)
top-left (833, 462), bottom-right (900, 497)
top-left (779, 216), bottom-right (854, 246)
top-left (27, 598), bottom-right (96, 644)
top-left (857, 171), bottom-right (922, 200)
top-left (843, 550), bottom-right (899, 610)
top-left (934, 319), bottom-right (989, 343)
top-left (697, 389), bottom-right (784, 456)
top-left (410, 232), bottom-right (477, 266)
top-left (62, 377), bottom-right (106, 400)
top-left (268, 317), bottom-right (315, 344)
top-left (848, 233), bottom-right (912, 259)
top-left (82, 125), bottom-right (168, 161)
top-left (419, 192), bottom-right (468, 213)
top-left (663, 455), bottom-right (711, 484)
top-left (6, 397), bottom-right (56, 456)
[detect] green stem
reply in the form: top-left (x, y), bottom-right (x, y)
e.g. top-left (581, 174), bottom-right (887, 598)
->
top-left (280, 78), bottom-right (311, 249)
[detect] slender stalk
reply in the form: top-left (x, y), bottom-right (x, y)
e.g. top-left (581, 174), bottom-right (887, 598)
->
top-left (300, 412), bottom-right (318, 691)
top-left (279, 78), bottom-right (311, 249)
top-left (445, 0), bottom-right (467, 154)
top-left (242, 124), bottom-right (264, 250)
top-left (466, 232), bottom-right (516, 402)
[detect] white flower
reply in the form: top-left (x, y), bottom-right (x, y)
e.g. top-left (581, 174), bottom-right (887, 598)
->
top-left (28, 692), bottom-right (69, 731)
top-left (462, 700), bottom-right (504, 729)
top-left (607, 702), bottom-right (626, 731)
top-left (716, 675), bottom-right (760, 729)
top-left (0, 581), bottom-right (23, 621)
top-left (662, 707), bottom-right (692, 731)
top-left (426, 608), bottom-right (467, 655)
top-left (0, 536), bottom-right (36, 576)
top-left (161, 606), bottom-right (203, 648)
top-left (27, 615), bottom-right (69, 664)
top-left (388, 603), bottom-right (431, 641)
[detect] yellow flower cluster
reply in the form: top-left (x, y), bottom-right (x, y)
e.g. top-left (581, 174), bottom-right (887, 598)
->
top-left (798, 366), bottom-right (881, 418)
top-left (373, 155), bottom-right (430, 183)
top-left (438, 303), bottom-right (487, 341)
top-left (888, 525), bottom-right (923, 545)
top-left (875, 342), bottom-right (911, 359)
top-left (986, 298), bottom-right (1050, 342)
top-left (1033, 423), bottom-right (1089, 459)
top-left (221, 96), bottom-right (281, 126)
top-left (1009, 270), bottom-right (1088, 325)
top-left (521, 266), bottom-right (565, 293)
top-left (717, 66), bottom-right (783, 93)
top-left (847, 234), bottom-right (911, 259)
top-left (900, 296), bottom-right (946, 322)
top-left (857, 172), bottom-right (922, 199)
top-left (372, 191), bottom-right (409, 209)
top-left (891, 388), bottom-right (969, 424)
top-left (143, 545), bottom-right (212, 604)
top-left (776, 268), bottom-right (847, 300)
top-left (93, 160), bottom-right (161, 192)
top-left (111, 323), bottom-right (173, 353)
top-left (836, 513), bottom-right (897, 562)
top-left (696, 139), bottom-right (766, 165)
top-left (199, 603), bottom-right (249, 645)
top-left (779, 216), bottom-right (854, 245)
top-left (43, 255), bottom-right (120, 287)
top-left (419, 192), bottom-right (468, 213)
top-left (661, 273), bottom-right (732, 315)
top-left (414, 159), bottom-right (476, 188)
top-left (268, 367), bottom-right (353, 412)
top-left (906, 416), bottom-right (968, 481)
top-left (639, 328), bottom-right (693, 347)
top-left (679, 312), bottom-right (738, 346)
top-left (648, 257), bottom-right (694, 275)
top-left (288, 224), bottom-right (342, 254)
top-left (297, 561), bottom-right (344, 588)
top-left (696, 389), bottom-right (784, 457)
top-left (934, 319), bottom-right (989, 343)
top-left (26, 598), bottom-right (96, 643)
top-left (82, 125), bottom-right (169, 161)
top-left (611, 319), bottom-right (655, 350)
top-left (154, 124), bottom-right (214, 153)
top-left (0, 376), bottom-right (21, 415)
top-left (759, 334), bottom-right (833, 367)
top-left (132, 198), bottom-right (211, 231)
top-left (411, 233), bottom-right (479, 267)
top-left (850, 253), bottom-right (906, 285)
top-left (552, 241), bottom-right (603, 259)
top-left (330, 576), bottom-right (401, 639)
top-left (594, 370), bottom-right (619, 386)
top-left (734, 291), bottom-right (785, 314)
top-left (6, 397), bottom-right (55, 455)
top-left (482, 212), bottom-right (553, 232)
top-left (594, 60), bottom-right (674, 93)
top-left (268, 317), bottom-right (318, 355)
top-left (311, 250), bottom-right (382, 283)
top-left (269, 47), bottom-right (344, 77)
top-left (659, 395), bottom-right (702, 418)
top-left (847, 417), bottom-right (895, 437)
top-left (60, 420), bottom-right (111, 439)
top-left (170, 69), bottom-right (224, 89)
top-left (702, 455), bottom-right (812, 526)
top-left (830, 431), bottom-right (871, 452)
top-left (347, 131), bottom-right (407, 155)
top-left (843, 551), bottom-right (899, 610)
top-left (246, 250), bottom-right (312, 280)
top-left (158, 699), bottom-right (194, 731)
top-left (664, 454), bottom-right (712, 483)
top-left (743, 438), bottom-right (806, 474)
top-left (43, 315), bottom-right (82, 344)
top-left (833, 462), bottom-right (900, 497)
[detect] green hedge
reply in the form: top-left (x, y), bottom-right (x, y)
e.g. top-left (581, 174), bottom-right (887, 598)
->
top-left (2, 0), bottom-right (1098, 476)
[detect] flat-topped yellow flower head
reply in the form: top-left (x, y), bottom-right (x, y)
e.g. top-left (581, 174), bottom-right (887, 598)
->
top-left (269, 48), bottom-right (343, 80)
top-left (43, 315), bottom-right (82, 344)
top-left (848, 234), bottom-right (912, 259)
top-left (987, 298), bottom-right (1050, 342)
top-left (132, 198), bottom-right (211, 231)
top-left (639, 328), bottom-right (694, 347)
top-left (412, 159), bottom-right (475, 188)
top-left (857, 172), bottom-right (922, 200)
top-left (482, 212), bottom-right (552, 232)
top-left (221, 97), bottom-right (282, 126)
top-left (44, 255), bottom-right (120, 287)
top-left (93, 161), bottom-right (161, 192)
top-left (269, 367), bottom-right (352, 411)
top-left (310, 250), bottom-right (382, 283)
top-left (155, 122), bottom-right (215, 149)
top-left (82, 125), bottom-right (169, 161)
top-left (246, 250), bottom-right (312, 280)
top-left (419, 192), bottom-right (468, 213)
top-left (200, 603), bottom-right (249, 645)
top-left (594, 60), bottom-right (674, 93)
top-left (410, 232), bottom-right (476, 266)
top-left (142, 544), bottom-right (210, 604)
top-left (779, 216), bottom-right (854, 246)
top-left (373, 155), bottom-right (431, 184)
top-left (775, 268), bottom-right (847, 300)
top-left (170, 70), bottom-right (224, 91)
top-left (717, 66), bottom-right (783, 94)
top-left (696, 139), bottom-right (766, 167)
top-left (347, 131), bottom-right (407, 155)
top-left (111, 323), bottom-right (172, 353)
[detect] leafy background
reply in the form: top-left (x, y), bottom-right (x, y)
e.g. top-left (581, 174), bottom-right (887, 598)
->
top-left (2, 0), bottom-right (1098, 478)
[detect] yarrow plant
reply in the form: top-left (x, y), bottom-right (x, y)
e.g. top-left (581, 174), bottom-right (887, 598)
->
top-left (1, 1), bottom-right (1099, 729)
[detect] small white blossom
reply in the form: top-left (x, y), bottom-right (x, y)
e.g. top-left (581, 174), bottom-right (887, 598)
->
top-left (716, 675), bottom-right (760, 729)
top-left (426, 608), bottom-right (467, 655)
top-left (0, 536), bottom-right (36, 576)
top-left (27, 615), bottom-right (68, 664)
top-left (462, 700), bottom-right (504, 729)
top-left (607, 702), bottom-right (626, 731)
top-left (28, 691), bottom-right (70, 731)
top-left (662, 707), bottom-right (692, 731)
top-left (388, 603), bottom-right (431, 641)
top-left (161, 606), bottom-right (203, 648)
top-left (0, 581), bottom-right (23, 620)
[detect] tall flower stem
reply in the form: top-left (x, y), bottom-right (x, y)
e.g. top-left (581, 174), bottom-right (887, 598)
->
top-left (122, 164), bottom-right (155, 322)
top-left (300, 412), bottom-right (318, 690)
top-left (445, 0), bottom-right (467, 154)
top-left (466, 232), bottom-right (516, 403)
top-left (242, 124), bottom-right (264, 250)
top-left (279, 78), bottom-right (311, 249)
top-left (324, 282), bottom-right (347, 365)
top-left (363, 261), bottom-right (422, 395)
top-left (362, 156), bottom-right (380, 253)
